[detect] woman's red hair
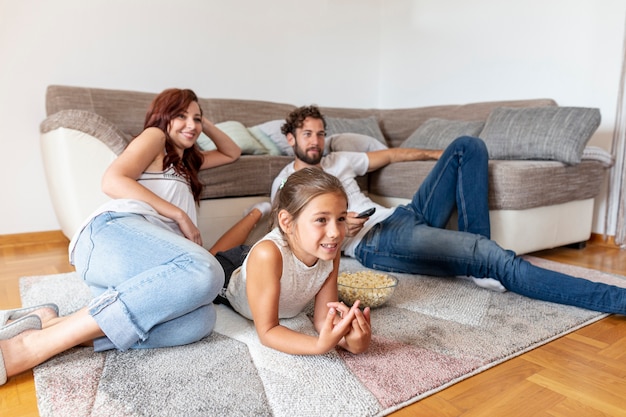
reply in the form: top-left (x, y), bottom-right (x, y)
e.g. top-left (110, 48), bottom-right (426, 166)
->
top-left (144, 88), bottom-right (204, 201)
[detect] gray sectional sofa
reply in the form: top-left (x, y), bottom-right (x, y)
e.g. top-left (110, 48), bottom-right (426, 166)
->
top-left (40, 85), bottom-right (611, 254)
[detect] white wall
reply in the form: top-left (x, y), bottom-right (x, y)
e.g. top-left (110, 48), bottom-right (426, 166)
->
top-left (1, 0), bottom-right (625, 236)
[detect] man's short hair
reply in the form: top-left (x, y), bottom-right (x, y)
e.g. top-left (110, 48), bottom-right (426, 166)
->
top-left (281, 105), bottom-right (326, 136)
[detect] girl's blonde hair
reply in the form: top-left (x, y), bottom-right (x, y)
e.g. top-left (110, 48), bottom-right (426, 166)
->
top-left (271, 167), bottom-right (348, 231)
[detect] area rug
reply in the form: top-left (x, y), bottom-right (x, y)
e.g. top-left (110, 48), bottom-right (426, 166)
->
top-left (19, 256), bottom-right (625, 417)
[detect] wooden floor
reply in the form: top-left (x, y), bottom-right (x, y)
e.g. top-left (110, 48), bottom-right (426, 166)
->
top-left (0, 232), bottom-right (625, 416)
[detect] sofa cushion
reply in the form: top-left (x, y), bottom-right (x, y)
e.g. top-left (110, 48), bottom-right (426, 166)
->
top-left (582, 145), bottom-right (614, 167)
top-left (400, 118), bottom-right (485, 150)
top-left (198, 121), bottom-right (268, 155)
top-left (368, 159), bottom-right (608, 210)
top-left (325, 133), bottom-right (388, 154)
top-left (325, 116), bottom-right (387, 145)
top-left (198, 155), bottom-right (292, 199)
top-left (479, 107), bottom-right (601, 164)
top-left (253, 119), bottom-right (293, 156)
top-left (248, 125), bottom-right (283, 155)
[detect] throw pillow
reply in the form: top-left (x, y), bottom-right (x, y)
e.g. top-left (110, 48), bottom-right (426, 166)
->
top-left (325, 116), bottom-right (387, 146)
top-left (400, 118), bottom-right (485, 149)
top-left (254, 119), bottom-right (294, 156)
top-left (198, 121), bottom-right (268, 155)
top-left (248, 125), bottom-right (284, 156)
top-left (325, 133), bottom-right (388, 155)
top-left (479, 107), bottom-right (601, 164)
top-left (582, 145), bottom-right (614, 167)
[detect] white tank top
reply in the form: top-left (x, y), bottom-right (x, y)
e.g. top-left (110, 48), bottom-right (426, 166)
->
top-left (225, 228), bottom-right (333, 320)
top-left (69, 166), bottom-right (196, 260)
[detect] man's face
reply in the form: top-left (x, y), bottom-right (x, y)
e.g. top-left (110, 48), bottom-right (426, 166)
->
top-left (288, 117), bottom-right (326, 166)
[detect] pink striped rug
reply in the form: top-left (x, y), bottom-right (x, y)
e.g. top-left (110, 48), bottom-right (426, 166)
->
top-left (19, 256), bottom-right (622, 416)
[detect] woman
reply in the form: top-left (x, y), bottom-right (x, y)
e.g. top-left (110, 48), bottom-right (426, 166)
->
top-left (0, 88), bottom-right (241, 385)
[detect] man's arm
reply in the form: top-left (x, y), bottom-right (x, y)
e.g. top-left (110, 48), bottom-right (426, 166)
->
top-left (366, 148), bottom-right (443, 172)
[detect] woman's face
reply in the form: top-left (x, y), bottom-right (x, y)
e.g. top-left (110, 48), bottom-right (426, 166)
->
top-left (167, 101), bottom-right (202, 154)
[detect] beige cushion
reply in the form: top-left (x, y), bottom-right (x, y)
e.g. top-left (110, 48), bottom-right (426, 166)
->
top-left (400, 118), bottom-right (485, 149)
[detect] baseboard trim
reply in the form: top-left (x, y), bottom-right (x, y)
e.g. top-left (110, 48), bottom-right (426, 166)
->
top-left (0, 230), bottom-right (68, 248)
top-left (0, 230), bottom-right (620, 250)
top-left (588, 233), bottom-right (619, 248)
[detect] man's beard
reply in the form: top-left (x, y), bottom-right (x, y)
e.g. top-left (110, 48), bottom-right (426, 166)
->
top-left (293, 142), bottom-right (323, 165)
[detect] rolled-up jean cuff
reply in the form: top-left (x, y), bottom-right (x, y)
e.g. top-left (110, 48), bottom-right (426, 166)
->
top-left (88, 290), bottom-right (144, 351)
top-left (93, 336), bottom-right (116, 352)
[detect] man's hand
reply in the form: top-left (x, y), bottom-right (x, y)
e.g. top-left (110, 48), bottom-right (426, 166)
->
top-left (345, 212), bottom-right (369, 237)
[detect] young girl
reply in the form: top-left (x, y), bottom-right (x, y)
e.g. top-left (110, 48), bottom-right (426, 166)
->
top-left (224, 168), bottom-right (372, 355)
top-left (0, 88), bottom-right (242, 385)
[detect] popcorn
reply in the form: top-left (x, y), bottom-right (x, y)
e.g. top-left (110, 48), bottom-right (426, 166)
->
top-left (337, 271), bottom-right (397, 308)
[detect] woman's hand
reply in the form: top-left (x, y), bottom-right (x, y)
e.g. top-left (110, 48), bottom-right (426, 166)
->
top-left (199, 117), bottom-right (241, 169)
top-left (175, 211), bottom-right (203, 246)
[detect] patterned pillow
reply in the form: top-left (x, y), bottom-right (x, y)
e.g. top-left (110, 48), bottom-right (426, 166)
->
top-left (325, 116), bottom-right (387, 146)
top-left (198, 121), bottom-right (268, 155)
top-left (325, 133), bottom-right (388, 155)
top-left (400, 119), bottom-right (485, 149)
top-left (479, 107), bottom-right (601, 164)
top-left (252, 119), bottom-right (293, 156)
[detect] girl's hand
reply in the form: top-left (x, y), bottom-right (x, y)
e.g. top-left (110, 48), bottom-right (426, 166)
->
top-left (315, 304), bottom-right (359, 353)
top-left (330, 300), bottom-right (372, 354)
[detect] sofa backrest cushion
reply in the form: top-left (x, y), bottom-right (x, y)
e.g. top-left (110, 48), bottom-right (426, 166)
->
top-left (46, 86), bottom-right (558, 151)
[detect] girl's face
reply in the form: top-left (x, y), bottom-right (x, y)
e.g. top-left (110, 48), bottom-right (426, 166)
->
top-left (286, 192), bottom-right (347, 267)
top-left (167, 101), bottom-right (202, 155)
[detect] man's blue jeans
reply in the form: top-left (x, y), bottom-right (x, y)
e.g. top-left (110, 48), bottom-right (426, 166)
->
top-left (355, 136), bottom-right (626, 314)
top-left (72, 211), bottom-right (224, 351)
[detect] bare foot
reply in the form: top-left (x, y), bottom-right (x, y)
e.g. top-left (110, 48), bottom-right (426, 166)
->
top-left (0, 328), bottom-right (40, 381)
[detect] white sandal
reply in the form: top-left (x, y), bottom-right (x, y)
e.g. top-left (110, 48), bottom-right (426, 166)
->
top-left (0, 303), bottom-right (58, 327)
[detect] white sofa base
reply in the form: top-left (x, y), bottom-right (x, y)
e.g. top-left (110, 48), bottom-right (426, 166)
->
top-left (371, 195), bottom-right (593, 255)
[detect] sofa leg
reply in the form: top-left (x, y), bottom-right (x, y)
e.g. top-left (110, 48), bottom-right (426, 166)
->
top-left (565, 241), bottom-right (587, 250)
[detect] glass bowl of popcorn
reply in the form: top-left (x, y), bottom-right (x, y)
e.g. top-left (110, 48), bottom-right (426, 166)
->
top-left (337, 270), bottom-right (398, 308)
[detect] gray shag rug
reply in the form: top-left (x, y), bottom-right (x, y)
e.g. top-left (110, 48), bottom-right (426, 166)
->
top-left (19, 256), bottom-right (625, 417)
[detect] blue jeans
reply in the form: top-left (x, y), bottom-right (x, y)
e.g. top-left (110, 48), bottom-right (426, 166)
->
top-left (72, 212), bottom-right (224, 351)
top-left (355, 136), bottom-right (626, 314)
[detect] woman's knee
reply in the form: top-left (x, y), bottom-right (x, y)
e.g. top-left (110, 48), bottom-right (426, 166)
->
top-left (182, 250), bottom-right (225, 300)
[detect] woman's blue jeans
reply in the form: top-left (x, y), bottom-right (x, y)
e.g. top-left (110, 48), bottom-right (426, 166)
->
top-left (355, 136), bottom-right (626, 314)
top-left (72, 211), bottom-right (224, 351)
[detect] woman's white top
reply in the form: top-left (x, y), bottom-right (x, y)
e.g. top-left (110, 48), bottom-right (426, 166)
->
top-left (69, 166), bottom-right (195, 261)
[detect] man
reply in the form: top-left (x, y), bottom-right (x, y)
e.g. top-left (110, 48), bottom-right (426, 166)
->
top-left (269, 105), bottom-right (502, 288)
top-left (269, 105), bottom-right (626, 315)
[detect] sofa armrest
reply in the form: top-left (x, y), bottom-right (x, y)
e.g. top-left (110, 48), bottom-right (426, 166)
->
top-left (40, 127), bottom-right (118, 239)
top-left (40, 109), bottom-right (130, 155)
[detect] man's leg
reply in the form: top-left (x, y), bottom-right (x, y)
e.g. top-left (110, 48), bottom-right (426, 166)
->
top-left (409, 136), bottom-right (490, 238)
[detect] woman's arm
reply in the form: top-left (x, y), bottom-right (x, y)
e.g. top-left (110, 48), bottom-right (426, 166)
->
top-left (199, 117), bottom-right (241, 170)
top-left (101, 127), bottom-right (201, 243)
top-left (246, 241), bottom-right (358, 355)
